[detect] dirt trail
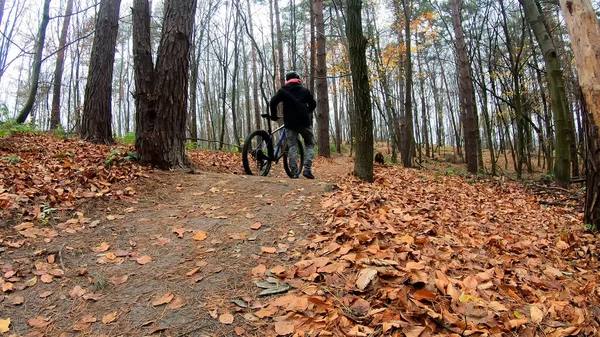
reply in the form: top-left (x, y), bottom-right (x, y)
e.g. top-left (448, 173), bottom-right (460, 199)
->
top-left (0, 156), bottom-right (352, 337)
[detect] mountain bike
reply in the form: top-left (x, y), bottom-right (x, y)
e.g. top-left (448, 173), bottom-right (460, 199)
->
top-left (242, 114), bottom-right (304, 177)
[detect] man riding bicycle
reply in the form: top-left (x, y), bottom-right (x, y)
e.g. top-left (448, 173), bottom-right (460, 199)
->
top-left (269, 71), bottom-right (317, 179)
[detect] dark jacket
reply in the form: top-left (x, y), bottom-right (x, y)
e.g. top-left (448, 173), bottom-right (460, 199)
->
top-left (269, 82), bottom-right (317, 130)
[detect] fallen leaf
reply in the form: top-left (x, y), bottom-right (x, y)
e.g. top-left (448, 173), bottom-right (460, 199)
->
top-left (28, 316), bottom-right (52, 329)
top-left (136, 255), bottom-right (152, 265)
top-left (219, 313), bottom-right (234, 324)
top-left (270, 265), bottom-right (286, 276)
top-left (186, 267), bottom-right (201, 276)
top-left (250, 222), bottom-right (262, 230)
top-left (172, 226), bottom-right (186, 238)
top-left (355, 268), bottom-right (378, 291)
top-left (39, 291), bottom-right (53, 298)
top-left (24, 277), bottom-right (37, 287)
top-left (167, 296), bottom-right (187, 309)
top-left (261, 246), bottom-right (276, 254)
top-left (2, 282), bottom-right (14, 292)
top-left (157, 237), bottom-right (170, 246)
top-left (274, 321), bottom-right (295, 335)
top-left (152, 292), bottom-right (174, 306)
top-left (93, 242), bottom-right (110, 253)
top-left (413, 289), bottom-right (437, 302)
top-left (235, 326), bottom-right (246, 335)
top-left (73, 314), bottom-right (96, 331)
top-left (252, 264), bottom-right (267, 277)
top-left (8, 295), bottom-right (24, 305)
top-left (530, 305), bottom-right (545, 324)
top-left (350, 298), bottom-right (371, 316)
top-left (102, 312), bottom-right (118, 324)
top-left (40, 274), bottom-right (53, 284)
top-left (0, 318), bottom-right (10, 333)
top-left (69, 285), bottom-right (86, 298)
top-left (193, 230), bottom-right (207, 241)
top-left (245, 213), bottom-right (255, 219)
top-left (404, 326), bottom-right (426, 337)
top-left (110, 275), bottom-right (129, 285)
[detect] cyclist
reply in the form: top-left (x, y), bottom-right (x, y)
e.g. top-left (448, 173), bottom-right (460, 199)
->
top-left (269, 71), bottom-right (317, 179)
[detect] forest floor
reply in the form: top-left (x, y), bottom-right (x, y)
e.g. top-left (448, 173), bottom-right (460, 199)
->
top-left (1, 133), bottom-right (599, 337)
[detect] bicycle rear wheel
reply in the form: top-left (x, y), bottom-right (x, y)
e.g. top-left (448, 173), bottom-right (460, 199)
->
top-left (242, 131), bottom-right (272, 176)
top-left (283, 139), bottom-right (304, 178)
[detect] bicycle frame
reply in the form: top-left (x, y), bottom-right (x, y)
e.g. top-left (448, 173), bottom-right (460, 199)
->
top-left (260, 115), bottom-right (286, 163)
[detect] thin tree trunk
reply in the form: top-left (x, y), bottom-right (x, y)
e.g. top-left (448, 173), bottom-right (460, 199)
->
top-left (347, 0), bottom-right (373, 182)
top-left (450, 0), bottom-right (478, 174)
top-left (274, 0), bottom-right (285, 86)
top-left (400, 0), bottom-right (414, 168)
top-left (15, 0), bottom-right (51, 124)
top-left (314, 0), bottom-right (330, 157)
top-left (50, 0), bottom-right (74, 130)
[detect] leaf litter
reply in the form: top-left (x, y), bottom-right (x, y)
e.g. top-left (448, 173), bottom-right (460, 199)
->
top-left (252, 166), bottom-right (599, 336)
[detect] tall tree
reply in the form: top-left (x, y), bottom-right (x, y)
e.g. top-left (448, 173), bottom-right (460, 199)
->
top-left (519, 0), bottom-right (571, 186)
top-left (80, 0), bottom-right (121, 143)
top-left (50, 0), bottom-right (74, 130)
top-left (450, 0), bottom-right (478, 174)
top-left (15, 0), bottom-right (51, 124)
top-left (559, 0), bottom-right (600, 230)
top-left (400, 0), bottom-right (415, 168)
top-left (347, 0), bottom-right (374, 182)
top-left (133, 0), bottom-right (197, 168)
top-left (274, 0), bottom-right (285, 86)
top-left (314, 0), bottom-right (330, 157)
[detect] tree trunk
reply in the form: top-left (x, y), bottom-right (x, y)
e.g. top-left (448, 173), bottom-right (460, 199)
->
top-left (80, 0), bottom-right (121, 144)
top-left (246, 0), bottom-right (261, 130)
top-left (15, 0), bottom-right (51, 124)
top-left (50, 0), bottom-right (74, 130)
top-left (559, 0), bottom-right (600, 229)
top-left (520, 0), bottom-right (571, 186)
top-left (347, 0), bottom-right (374, 182)
top-left (400, 0), bottom-right (415, 168)
top-left (274, 0), bottom-right (285, 86)
top-left (133, 0), bottom-right (197, 168)
top-left (0, 0), bottom-right (5, 29)
top-left (450, 0), bottom-right (478, 174)
top-left (314, 0), bottom-right (330, 157)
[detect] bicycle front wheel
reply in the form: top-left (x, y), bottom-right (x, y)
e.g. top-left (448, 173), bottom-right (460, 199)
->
top-left (242, 131), bottom-right (272, 176)
top-left (283, 139), bottom-right (304, 178)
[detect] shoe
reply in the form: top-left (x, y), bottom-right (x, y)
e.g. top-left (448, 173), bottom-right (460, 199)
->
top-left (302, 171), bottom-right (315, 179)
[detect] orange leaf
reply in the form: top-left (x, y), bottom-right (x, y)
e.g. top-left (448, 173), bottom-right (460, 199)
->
top-left (251, 264), bottom-right (266, 277)
top-left (261, 247), bottom-right (276, 254)
top-left (102, 312), bottom-right (118, 324)
top-left (93, 242), bottom-right (110, 253)
top-left (235, 326), bottom-right (246, 335)
top-left (219, 313), bottom-right (234, 324)
top-left (167, 296), bottom-right (188, 309)
top-left (193, 230), bottom-right (207, 241)
top-left (274, 321), bottom-right (295, 335)
top-left (40, 274), bottom-right (53, 284)
top-left (152, 292), bottom-right (174, 306)
top-left (250, 222), bottom-right (262, 230)
top-left (110, 275), bottom-right (128, 285)
top-left (413, 289), bottom-right (437, 302)
top-left (136, 255), bottom-right (152, 265)
top-left (27, 316), bottom-right (52, 329)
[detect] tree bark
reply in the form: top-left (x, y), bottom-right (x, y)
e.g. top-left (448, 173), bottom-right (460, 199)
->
top-left (450, 0), bottom-right (478, 174)
top-left (15, 0), bottom-right (51, 124)
top-left (314, 0), bottom-right (330, 157)
top-left (520, 0), bottom-right (571, 186)
top-left (274, 0), bottom-right (285, 87)
top-left (50, 0), bottom-right (74, 130)
top-left (559, 0), bottom-right (600, 229)
top-left (347, 0), bottom-right (374, 182)
top-left (133, 0), bottom-right (197, 168)
top-left (400, 0), bottom-right (415, 168)
top-left (80, 0), bottom-right (121, 143)
top-left (246, 0), bottom-right (261, 130)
